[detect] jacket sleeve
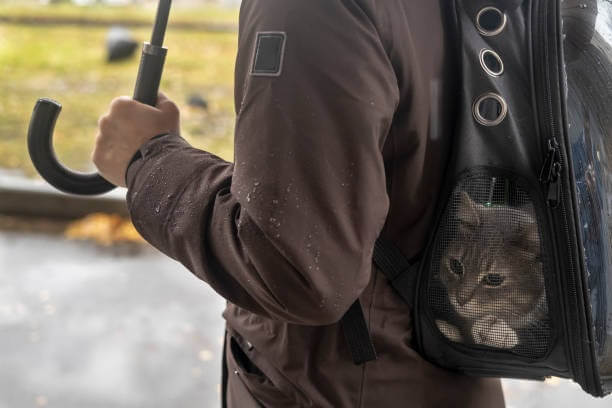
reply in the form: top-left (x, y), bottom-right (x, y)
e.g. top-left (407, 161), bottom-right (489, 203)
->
top-left (125, 0), bottom-right (399, 325)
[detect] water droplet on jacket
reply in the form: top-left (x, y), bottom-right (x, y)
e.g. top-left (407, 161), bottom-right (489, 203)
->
top-left (269, 217), bottom-right (277, 223)
top-left (246, 193), bottom-right (251, 202)
top-left (155, 204), bottom-right (161, 213)
top-left (254, 181), bottom-right (260, 186)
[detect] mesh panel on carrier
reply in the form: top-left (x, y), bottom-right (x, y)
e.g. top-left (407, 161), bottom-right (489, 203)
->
top-left (427, 175), bottom-right (552, 359)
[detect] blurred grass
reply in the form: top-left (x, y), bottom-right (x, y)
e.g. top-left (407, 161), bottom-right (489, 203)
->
top-left (0, 4), bottom-right (238, 176)
top-left (0, 3), bottom-right (239, 27)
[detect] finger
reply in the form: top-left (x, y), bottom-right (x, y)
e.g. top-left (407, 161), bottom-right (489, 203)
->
top-left (156, 92), bottom-right (170, 107)
top-left (125, 95), bottom-right (164, 116)
top-left (156, 93), bottom-right (180, 118)
top-left (117, 94), bottom-right (164, 114)
top-left (109, 96), bottom-right (133, 113)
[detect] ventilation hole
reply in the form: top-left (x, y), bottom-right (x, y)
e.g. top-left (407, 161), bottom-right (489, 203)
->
top-left (476, 7), bottom-right (507, 36)
top-left (473, 93), bottom-right (508, 126)
top-left (479, 49), bottom-right (504, 77)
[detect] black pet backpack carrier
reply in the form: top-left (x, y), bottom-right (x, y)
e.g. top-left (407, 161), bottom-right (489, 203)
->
top-left (341, 0), bottom-right (612, 398)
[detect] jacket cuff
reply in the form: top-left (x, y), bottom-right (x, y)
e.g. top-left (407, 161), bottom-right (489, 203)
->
top-left (125, 133), bottom-right (185, 190)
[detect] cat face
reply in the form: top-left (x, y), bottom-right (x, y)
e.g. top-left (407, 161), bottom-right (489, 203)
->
top-left (439, 192), bottom-right (545, 328)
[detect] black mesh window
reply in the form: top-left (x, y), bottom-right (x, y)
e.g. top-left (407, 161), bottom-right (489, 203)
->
top-left (427, 175), bottom-right (551, 359)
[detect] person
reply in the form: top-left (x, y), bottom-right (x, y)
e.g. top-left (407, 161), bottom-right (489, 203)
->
top-left (92, 0), bottom-right (506, 406)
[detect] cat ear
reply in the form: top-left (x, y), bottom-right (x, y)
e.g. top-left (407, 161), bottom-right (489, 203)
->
top-left (515, 214), bottom-right (541, 254)
top-left (457, 192), bottom-right (480, 230)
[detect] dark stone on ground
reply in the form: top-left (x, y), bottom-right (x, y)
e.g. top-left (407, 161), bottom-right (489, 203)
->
top-left (107, 26), bottom-right (139, 63)
top-left (187, 93), bottom-right (209, 110)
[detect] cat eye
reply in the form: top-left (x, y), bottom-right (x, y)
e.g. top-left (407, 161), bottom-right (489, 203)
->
top-left (450, 259), bottom-right (464, 276)
top-left (483, 273), bottom-right (505, 287)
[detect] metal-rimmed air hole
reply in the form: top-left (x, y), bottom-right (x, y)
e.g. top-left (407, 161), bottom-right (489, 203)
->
top-left (473, 93), bottom-right (508, 126)
top-left (479, 49), bottom-right (504, 77)
top-left (476, 7), bottom-right (507, 36)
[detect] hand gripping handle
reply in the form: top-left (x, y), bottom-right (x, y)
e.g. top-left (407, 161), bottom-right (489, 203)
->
top-left (27, 0), bottom-right (171, 196)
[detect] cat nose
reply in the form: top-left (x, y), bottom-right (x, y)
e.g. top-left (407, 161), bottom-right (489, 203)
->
top-left (457, 294), bottom-right (469, 306)
top-left (457, 289), bottom-right (473, 306)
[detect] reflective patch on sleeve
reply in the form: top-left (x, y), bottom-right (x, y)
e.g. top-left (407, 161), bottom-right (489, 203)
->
top-left (251, 32), bottom-right (286, 77)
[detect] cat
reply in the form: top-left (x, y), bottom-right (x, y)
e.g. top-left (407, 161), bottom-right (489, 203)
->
top-left (435, 191), bottom-right (548, 350)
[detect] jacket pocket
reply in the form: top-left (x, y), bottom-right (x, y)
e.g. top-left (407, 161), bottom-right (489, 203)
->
top-left (226, 331), bottom-right (303, 408)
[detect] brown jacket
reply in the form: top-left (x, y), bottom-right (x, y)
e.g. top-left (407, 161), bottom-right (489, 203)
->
top-left (126, 0), bottom-right (505, 406)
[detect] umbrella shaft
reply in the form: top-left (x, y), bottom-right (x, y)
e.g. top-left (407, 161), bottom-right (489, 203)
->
top-left (151, 0), bottom-right (172, 47)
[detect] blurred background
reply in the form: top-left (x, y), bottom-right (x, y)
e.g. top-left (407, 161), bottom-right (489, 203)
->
top-left (0, 1), bottom-right (609, 407)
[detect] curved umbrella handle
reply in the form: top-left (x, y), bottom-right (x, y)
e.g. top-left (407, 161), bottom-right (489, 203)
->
top-left (27, 98), bottom-right (116, 196)
top-left (27, 0), bottom-right (171, 196)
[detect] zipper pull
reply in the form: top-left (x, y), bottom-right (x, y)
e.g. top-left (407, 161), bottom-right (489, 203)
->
top-left (546, 171), bottom-right (562, 208)
top-left (539, 138), bottom-right (562, 208)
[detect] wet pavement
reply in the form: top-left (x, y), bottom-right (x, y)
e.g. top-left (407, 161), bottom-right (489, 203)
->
top-left (0, 229), bottom-right (610, 408)
top-left (0, 230), bottom-right (225, 408)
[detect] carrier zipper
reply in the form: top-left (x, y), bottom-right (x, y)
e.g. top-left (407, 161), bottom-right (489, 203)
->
top-left (534, 0), bottom-right (591, 392)
top-left (539, 138), bottom-right (562, 208)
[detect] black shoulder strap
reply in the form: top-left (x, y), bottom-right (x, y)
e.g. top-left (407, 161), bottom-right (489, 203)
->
top-left (372, 239), bottom-right (421, 305)
top-left (221, 329), bottom-right (229, 408)
top-left (340, 300), bottom-right (377, 364)
top-left (340, 238), bottom-right (420, 365)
